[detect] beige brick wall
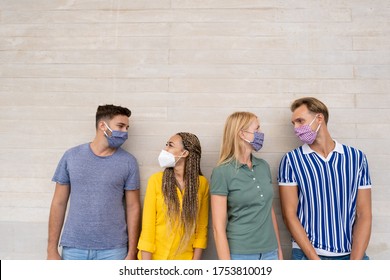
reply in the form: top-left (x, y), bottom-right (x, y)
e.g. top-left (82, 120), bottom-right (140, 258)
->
top-left (0, 0), bottom-right (389, 259)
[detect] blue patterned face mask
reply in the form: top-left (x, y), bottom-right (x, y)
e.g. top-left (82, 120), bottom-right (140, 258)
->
top-left (244, 131), bottom-right (265, 152)
top-left (104, 122), bottom-right (128, 148)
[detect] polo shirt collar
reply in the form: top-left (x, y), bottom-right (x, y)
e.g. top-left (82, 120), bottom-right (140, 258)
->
top-left (232, 155), bottom-right (262, 168)
top-left (302, 140), bottom-right (344, 155)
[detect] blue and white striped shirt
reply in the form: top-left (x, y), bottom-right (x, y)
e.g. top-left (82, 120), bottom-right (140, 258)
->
top-left (278, 141), bottom-right (371, 254)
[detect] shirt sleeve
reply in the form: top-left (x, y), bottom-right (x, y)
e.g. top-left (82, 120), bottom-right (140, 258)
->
top-left (137, 174), bottom-right (158, 253)
top-left (210, 166), bottom-right (228, 195)
top-left (52, 152), bottom-right (70, 185)
top-left (124, 156), bottom-right (141, 191)
top-left (193, 176), bottom-right (209, 249)
top-left (277, 153), bottom-right (297, 186)
top-left (358, 153), bottom-right (372, 189)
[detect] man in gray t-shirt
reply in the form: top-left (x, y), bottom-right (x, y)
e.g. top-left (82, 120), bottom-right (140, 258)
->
top-left (47, 104), bottom-right (141, 260)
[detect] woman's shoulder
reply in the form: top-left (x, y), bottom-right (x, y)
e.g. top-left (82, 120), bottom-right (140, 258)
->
top-left (212, 161), bottom-right (234, 173)
top-left (199, 174), bottom-right (209, 184)
top-left (147, 171), bottom-right (164, 184)
top-left (198, 175), bottom-right (210, 193)
top-left (252, 155), bottom-right (270, 166)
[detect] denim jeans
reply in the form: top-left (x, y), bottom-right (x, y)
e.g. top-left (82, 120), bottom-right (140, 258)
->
top-left (292, 248), bottom-right (370, 260)
top-left (62, 246), bottom-right (128, 260)
top-left (230, 249), bottom-right (278, 260)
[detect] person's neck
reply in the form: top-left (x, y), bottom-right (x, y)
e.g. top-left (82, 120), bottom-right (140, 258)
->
top-left (174, 164), bottom-right (185, 179)
top-left (174, 165), bottom-right (185, 190)
top-left (90, 138), bottom-right (116, 157)
top-left (238, 150), bottom-right (252, 169)
top-left (309, 132), bottom-right (335, 158)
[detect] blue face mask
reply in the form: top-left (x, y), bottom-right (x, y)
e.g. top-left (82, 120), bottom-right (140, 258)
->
top-left (244, 131), bottom-right (265, 152)
top-left (104, 122), bottom-right (128, 148)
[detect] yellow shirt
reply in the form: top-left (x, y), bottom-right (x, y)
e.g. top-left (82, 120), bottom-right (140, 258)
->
top-left (137, 172), bottom-right (209, 260)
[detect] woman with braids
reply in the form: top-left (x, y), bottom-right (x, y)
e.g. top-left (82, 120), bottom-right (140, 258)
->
top-left (211, 112), bottom-right (283, 260)
top-left (137, 132), bottom-right (209, 260)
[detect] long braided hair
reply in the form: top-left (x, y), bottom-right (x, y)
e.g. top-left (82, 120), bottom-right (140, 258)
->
top-left (162, 132), bottom-right (202, 253)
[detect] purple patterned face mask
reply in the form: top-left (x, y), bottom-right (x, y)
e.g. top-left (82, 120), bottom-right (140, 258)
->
top-left (294, 115), bottom-right (321, 145)
top-left (244, 131), bottom-right (265, 151)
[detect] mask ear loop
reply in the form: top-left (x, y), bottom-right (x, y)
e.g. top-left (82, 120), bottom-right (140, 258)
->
top-left (309, 115), bottom-right (318, 126)
top-left (103, 122), bottom-right (112, 132)
top-left (103, 121), bottom-right (113, 138)
top-left (240, 130), bottom-right (252, 144)
top-left (309, 115), bottom-right (321, 132)
top-left (174, 150), bottom-right (187, 164)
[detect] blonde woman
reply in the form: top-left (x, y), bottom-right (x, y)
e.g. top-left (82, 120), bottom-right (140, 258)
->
top-left (138, 132), bottom-right (209, 260)
top-left (211, 112), bottom-right (283, 260)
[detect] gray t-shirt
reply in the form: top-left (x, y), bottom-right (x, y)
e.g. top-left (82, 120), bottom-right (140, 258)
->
top-left (52, 143), bottom-right (140, 250)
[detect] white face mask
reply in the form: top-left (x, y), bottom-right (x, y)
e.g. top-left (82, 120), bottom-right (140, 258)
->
top-left (158, 150), bottom-right (184, 168)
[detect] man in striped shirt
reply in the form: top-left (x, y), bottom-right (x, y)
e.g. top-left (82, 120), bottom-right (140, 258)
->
top-left (278, 97), bottom-right (372, 260)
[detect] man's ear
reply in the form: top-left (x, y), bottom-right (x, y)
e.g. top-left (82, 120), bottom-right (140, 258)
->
top-left (98, 120), bottom-right (107, 132)
top-left (317, 113), bottom-right (325, 125)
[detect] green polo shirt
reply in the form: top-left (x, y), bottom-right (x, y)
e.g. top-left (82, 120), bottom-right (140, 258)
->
top-left (211, 156), bottom-right (277, 254)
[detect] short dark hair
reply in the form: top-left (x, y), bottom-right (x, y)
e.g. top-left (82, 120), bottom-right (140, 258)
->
top-left (95, 104), bottom-right (131, 128)
top-left (291, 97), bottom-right (329, 124)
